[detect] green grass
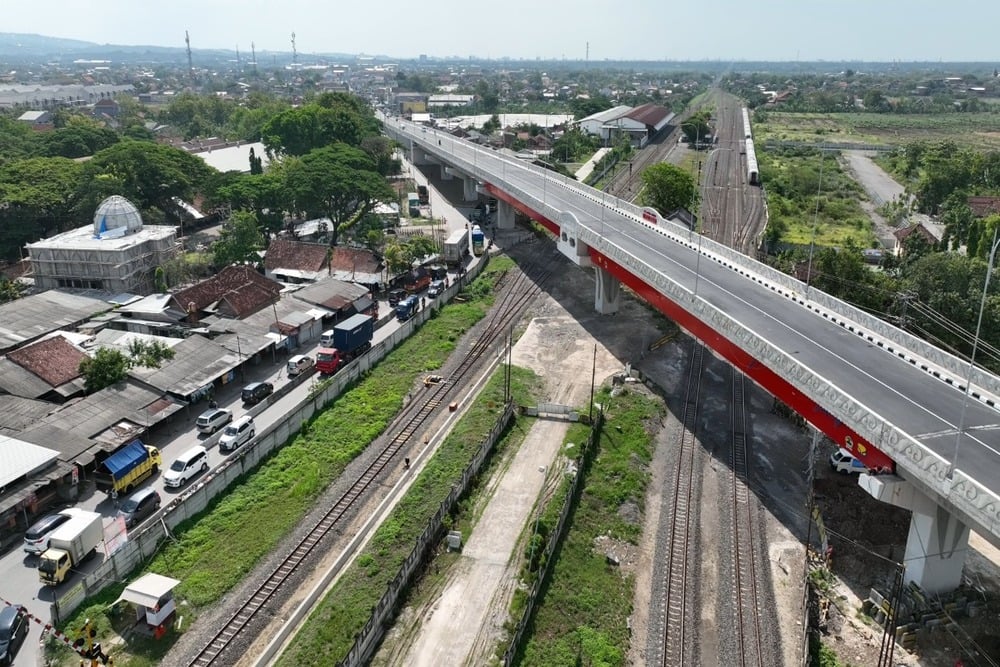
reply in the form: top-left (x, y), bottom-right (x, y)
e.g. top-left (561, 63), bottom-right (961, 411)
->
top-left (515, 386), bottom-right (664, 667)
top-left (52, 258), bottom-right (517, 666)
top-left (760, 147), bottom-right (877, 248)
top-left (754, 111), bottom-right (1000, 150)
top-left (275, 366), bottom-right (542, 666)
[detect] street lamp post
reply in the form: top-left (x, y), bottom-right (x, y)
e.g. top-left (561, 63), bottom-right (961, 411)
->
top-left (950, 227), bottom-right (1000, 478)
top-left (805, 150), bottom-right (827, 296)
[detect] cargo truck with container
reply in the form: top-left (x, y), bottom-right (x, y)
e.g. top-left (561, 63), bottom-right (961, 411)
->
top-left (407, 192), bottom-right (421, 217)
top-left (315, 314), bottom-right (375, 375)
top-left (38, 510), bottom-right (103, 585)
top-left (94, 440), bottom-right (162, 496)
top-left (443, 228), bottom-right (470, 266)
top-left (471, 224), bottom-right (485, 255)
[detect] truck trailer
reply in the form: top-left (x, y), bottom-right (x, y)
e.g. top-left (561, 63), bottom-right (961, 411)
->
top-left (316, 314), bottom-right (375, 375)
top-left (443, 228), bottom-right (470, 266)
top-left (417, 184), bottom-right (429, 205)
top-left (471, 225), bottom-right (485, 255)
top-left (38, 510), bottom-right (103, 585)
top-left (94, 440), bottom-right (162, 495)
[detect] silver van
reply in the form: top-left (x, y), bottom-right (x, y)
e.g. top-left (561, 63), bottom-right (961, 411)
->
top-left (287, 354), bottom-right (315, 377)
top-left (219, 416), bottom-right (255, 452)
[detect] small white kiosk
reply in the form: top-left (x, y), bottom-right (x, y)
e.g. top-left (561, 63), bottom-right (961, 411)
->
top-left (115, 573), bottom-right (180, 633)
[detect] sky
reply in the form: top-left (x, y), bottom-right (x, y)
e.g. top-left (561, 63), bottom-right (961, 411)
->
top-left (3, 0), bottom-right (999, 63)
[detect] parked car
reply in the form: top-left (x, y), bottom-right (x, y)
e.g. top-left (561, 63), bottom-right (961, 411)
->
top-left (117, 487), bottom-right (161, 528)
top-left (0, 605), bottom-right (28, 666)
top-left (163, 446), bottom-right (209, 488)
top-left (219, 416), bottom-right (255, 452)
top-left (829, 448), bottom-right (868, 474)
top-left (427, 279), bottom-right (445, 298)
top-left (23, 510), bottom-right (74, 555)
top-left (196, 408), bottom-right (233, 434)
top-left (241, 381), bottom-right (273, 406)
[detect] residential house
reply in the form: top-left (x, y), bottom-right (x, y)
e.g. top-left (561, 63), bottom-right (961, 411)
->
top-left (967, 196), bottom-right (1000, 219)
top-left (893, 223), bottom-right (939, 256)
top-left (264, 238), bottom-right (330, 284)
top-left (169, 265), bottom-right (282, 322)
top-left (0, 335), bottom-right (88, 402)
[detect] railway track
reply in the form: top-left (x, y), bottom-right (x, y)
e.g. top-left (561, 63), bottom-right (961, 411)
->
top-left (188, 243), bottom-right (557, 667)
top-left (729, 370), bottom-right (766, 667)
top-left (658, 342), bottom-right (706, 667)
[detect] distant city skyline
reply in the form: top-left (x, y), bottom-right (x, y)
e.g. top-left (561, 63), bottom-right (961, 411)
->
top-left (4, 0), bottom-right (999, 63)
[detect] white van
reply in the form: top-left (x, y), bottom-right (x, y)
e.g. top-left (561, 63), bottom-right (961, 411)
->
top-left (829, 448), bottom-right (868, 475)
top-left (320, 330), bottom-right (336, 347)
top-left (287, 354), bottom-right (315, 377)
top-left (163, 446), bottom-right (209, 488)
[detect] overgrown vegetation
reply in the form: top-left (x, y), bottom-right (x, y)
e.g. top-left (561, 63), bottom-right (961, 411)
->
top-left (514, 386), bottom-right (664, 667)
top-left (275, 365), bottom-right (542, 666)
top-left (53, 258), bottom-right (515, 665)
top-left (760, 146), bottom-right (875, 249)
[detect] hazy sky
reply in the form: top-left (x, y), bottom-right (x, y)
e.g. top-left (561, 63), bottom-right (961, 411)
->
top-left (5, 0), bottom-right (999, 62)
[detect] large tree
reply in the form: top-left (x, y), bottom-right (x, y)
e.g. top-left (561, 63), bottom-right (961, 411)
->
top-left (211, 170), bottom-right (290, 235)
top-left (640, 163), bottom-right (699, 216)
top-left (77, 140), bottom-right (216, 220)
top-left (0, 156), bottom-right (85, 259)
top-left (285, 144), bottom-right (392, 246)
top-left (262, 94), bottom-right (379, 157)
top-left (212, 210), bottom-right (266, 267)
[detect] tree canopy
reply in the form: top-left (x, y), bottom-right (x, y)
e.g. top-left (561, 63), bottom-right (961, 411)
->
top-left (212, 210), bottom-right (266, 267)
top-left (285, 144), bottom-right (393, 246)
top-left (0, 157), bottom-right (86, 260)
top-left (261, 94), bottom-right (381, 157)
top-left (640, 163), bottom-right (699, 216)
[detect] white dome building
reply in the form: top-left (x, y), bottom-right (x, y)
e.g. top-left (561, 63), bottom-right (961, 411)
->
top-left (93, 195), bottom-right (144, 238)
top-left (27, 195), bottom-right (179, 295)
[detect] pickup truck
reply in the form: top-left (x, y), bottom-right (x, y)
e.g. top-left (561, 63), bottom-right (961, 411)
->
top-left (829, 448), bottom-right (868, 475)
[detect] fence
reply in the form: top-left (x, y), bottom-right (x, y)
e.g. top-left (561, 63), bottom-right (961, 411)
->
top-left (51, 254), bottom-right (491, 626)
top-left (502, 409), bottom-right (604, 666)
top-left (337, 400), bottom-right (517, 667)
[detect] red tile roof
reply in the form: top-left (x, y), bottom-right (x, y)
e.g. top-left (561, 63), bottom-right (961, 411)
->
top-left (7, 335), bottom-right (86, 387)
top-left (330, 247), bottom-right (381, 275)
top-left (170, 265), bottom-right (281, 319)
top-left (967, 196), bottom-right (1000, 218)
top-left (624, 103), bottom-right (672, 127)
top-left (264, 238), bottom-right (330, 273)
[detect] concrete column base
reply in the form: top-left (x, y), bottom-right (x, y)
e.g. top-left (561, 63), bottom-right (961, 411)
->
top-left (860, 475), bottom-right (969, 594)
top-left (497, 200), bottom-right (515, 230)
top-left (594, 266), bottom-right (621, 315)
top-left (440, 164), bottom-right (453, 180)
top-left (462, 178), bottom-right (478, 202)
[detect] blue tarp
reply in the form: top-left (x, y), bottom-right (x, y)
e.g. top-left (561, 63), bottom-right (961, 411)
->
top-left (100, 440), bottom-right (147, 479)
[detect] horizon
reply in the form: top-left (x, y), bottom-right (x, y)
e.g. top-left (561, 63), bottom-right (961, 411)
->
top-left (3, 0), bottom-right (999, 63)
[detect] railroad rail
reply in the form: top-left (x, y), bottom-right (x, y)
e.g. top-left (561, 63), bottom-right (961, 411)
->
top-left (188, 242), bottom-right (557, 666)
top-left (730, 370), bottom-right (766, 667)
top-left (658, 342), bottom-right (705, 667)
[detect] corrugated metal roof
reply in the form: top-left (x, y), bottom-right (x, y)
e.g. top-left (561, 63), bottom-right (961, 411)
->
top-left (0, 395), bottom-right (53, 433)
top-left (0, 358), bottom-right (53, 398)
top-left (578, 105), bottom-right (633, 124)
top-left (129, 335), bottom-right (240, 398)
top-left (0, 290), bottom-right (112, 353)
top-left (623, 103), bottom-right (673, 128)
top-left (0, 434), bottom-right (59, 488)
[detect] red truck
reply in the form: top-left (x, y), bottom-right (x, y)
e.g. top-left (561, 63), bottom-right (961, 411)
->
top-left (316, 314), bottom-right (375, 375)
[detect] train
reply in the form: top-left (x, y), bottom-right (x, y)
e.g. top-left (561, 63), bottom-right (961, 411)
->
top-left (741, 106), bottom-right (752, 140)
top-left (745, 138), bottom-right (760, 186)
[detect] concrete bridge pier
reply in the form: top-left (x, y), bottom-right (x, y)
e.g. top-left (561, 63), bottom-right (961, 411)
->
top-left (594, 266), bottom-right (622, 315)
top-left (860, 475), bottom-right (970, 594)
top-left (497, 200), bottom-right (516, 230)
top-left (440, 164), bottom-right (454, 181)
top-left (411, 146), bottom-right (433, 165)
top-left (462, 177), bottom-right (478, 202)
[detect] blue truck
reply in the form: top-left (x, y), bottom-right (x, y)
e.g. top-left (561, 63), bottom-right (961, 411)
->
top-left (395, 296), bottom-right (419, 322)
top-left (317, 314), bottom-right (374, 375)
top-left (471, 224), bottom-right (485, 255)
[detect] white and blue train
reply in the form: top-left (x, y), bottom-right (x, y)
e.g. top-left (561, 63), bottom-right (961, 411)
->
top-left (741, 107), bottom-right (760, 185)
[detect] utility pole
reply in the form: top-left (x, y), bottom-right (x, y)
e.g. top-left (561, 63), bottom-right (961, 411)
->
top-left (896, 290), bottom-right (917, 331)
top-left (185, 30), bottom-right (194, 84)
top-left (291, 32), bottom-right (297, 68)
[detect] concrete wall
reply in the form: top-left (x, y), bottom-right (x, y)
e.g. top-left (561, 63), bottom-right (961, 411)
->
top-left (51, 255), bottom-right (490, 625)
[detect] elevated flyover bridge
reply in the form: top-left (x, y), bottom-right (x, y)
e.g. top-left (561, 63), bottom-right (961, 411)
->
top-left (384, 115), bottom-right (1000, 594)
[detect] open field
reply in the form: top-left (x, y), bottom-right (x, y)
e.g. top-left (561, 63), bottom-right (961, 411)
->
top-left (753, 111), bottom-right (1000, 150)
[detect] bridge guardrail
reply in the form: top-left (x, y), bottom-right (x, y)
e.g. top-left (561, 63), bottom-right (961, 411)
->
top-left (393, 119), bottom-right (1000, 406)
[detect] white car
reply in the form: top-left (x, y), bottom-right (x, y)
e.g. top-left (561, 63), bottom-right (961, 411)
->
top-left (163, 446), bottom-right (209, 488)
top-left (219, 416), bottom-right (255, 452)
